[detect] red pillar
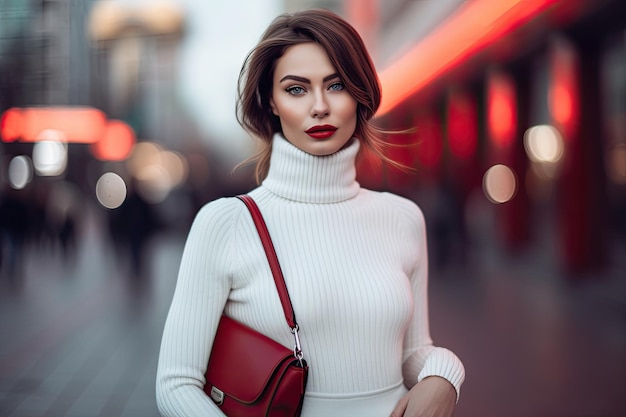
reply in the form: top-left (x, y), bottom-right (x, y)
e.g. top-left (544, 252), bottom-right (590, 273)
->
top-left (550, 37), bottom-right (608, 275)
top-left (487, 68), bottom-right (531, 251)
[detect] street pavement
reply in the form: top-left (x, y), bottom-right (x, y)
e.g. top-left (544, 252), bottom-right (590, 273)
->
top-left (1, 207), bottom-right (624, 417)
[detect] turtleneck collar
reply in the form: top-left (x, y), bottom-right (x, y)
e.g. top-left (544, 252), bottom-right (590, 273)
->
top-left (261, 134), bottom-right (361, 203)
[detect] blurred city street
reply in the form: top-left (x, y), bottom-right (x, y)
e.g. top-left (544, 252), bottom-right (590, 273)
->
top-left (0, 203), bottom-right (624, 417)
top-left (1, 0), bottom-right (625, 416)
top-left (0, 206), bottom-right (181, 417)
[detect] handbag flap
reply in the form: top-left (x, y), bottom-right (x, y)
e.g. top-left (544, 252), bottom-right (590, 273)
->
top-left (205, 315), bottom-right (295, 403)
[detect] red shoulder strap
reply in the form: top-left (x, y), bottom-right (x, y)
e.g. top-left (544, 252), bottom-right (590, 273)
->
top-left (236, 195), bottom-right (297, 329)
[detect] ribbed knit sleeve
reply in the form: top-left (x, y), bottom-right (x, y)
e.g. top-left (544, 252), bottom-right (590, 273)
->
top-left (155, 198), bottom-right (240, 417)
top-left (393, 195), bottom-right (465, 402)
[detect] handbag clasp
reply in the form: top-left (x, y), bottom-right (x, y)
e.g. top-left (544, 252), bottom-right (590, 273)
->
top-left (210, 386), bottom-right (224, 405)
top-left (291, 325), bottom-right (304, 366)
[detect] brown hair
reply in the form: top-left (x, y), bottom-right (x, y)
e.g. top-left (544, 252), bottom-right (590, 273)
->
top-left (237, 8), bottom-right (398, 183)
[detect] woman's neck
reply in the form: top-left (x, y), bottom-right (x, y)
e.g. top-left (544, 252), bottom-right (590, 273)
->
top-left (261, 134), bottom-right (360, 203)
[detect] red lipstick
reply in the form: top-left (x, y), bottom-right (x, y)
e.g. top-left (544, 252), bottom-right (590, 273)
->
top-left (305, 124), bottom-right (338, 139)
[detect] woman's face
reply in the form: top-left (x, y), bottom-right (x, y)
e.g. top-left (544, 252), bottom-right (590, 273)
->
top-left (270, 42), bottom-right (358, 156)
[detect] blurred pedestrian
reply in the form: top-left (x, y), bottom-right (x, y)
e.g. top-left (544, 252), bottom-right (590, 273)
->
top-left (156, 9), bottom-right (464, 417)
top-left (107, 182), bottom-right (161, 282)
top-left (0, 186), bottom-right (29, 282)
top-left (45, 180), bottom-right (82, 265)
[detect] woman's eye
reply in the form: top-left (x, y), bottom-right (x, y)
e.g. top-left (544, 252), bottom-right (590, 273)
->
top-left (286, 86), bottom-right (305, 95)
top-left (329, 82), bottom-right (345, 91)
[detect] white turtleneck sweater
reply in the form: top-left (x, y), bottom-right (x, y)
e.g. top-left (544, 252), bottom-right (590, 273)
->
top-left (156, 135), bottom-right (464, 417)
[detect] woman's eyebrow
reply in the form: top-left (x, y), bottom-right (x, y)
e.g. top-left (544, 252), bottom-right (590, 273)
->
top-left (279, 73), bottom-right (340, 83)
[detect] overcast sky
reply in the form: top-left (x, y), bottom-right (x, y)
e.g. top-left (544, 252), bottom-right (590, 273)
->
top-left (173, 0), bottom-right (283, 160)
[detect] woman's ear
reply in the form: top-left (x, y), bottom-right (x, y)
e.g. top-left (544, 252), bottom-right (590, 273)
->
top-left (270, 97), bottom-right (279, 116)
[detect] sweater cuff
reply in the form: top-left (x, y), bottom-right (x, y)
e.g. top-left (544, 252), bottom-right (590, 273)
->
top-left (417, 347), bottom-right (465, 403)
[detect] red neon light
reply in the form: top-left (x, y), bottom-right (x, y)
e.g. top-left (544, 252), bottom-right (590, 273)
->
top-left (0, 107), bottom-right (107, 143)
top-left (487, 71), bottom-right (517, 149)
top-left (377, 0), bottom-right (560, 116)
top-left (548, 39), bottom-right (579, 139)
top-left (0, 108), bottom-right (23, 142)
top-left (91, 120), bottom-right (136, 161)
top-left (551, 85), bottom-right (574, 123)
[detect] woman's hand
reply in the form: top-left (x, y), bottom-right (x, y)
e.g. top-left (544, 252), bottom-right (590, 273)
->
top-left (389, 376), bottom-right (456, 417)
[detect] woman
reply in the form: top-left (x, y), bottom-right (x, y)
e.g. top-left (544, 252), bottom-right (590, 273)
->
top-left (156, 9), bottom-right (465, 417)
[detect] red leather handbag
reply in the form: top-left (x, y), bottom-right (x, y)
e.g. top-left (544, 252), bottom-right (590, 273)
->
top-left (204, 195), bottom-right (308, 417)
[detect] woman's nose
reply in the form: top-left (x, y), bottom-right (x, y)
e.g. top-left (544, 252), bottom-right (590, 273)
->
top-left (311, 91), bottom-right (330, 118)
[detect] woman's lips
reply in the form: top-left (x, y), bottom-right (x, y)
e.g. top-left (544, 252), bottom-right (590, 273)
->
top-left (306, 125), bottom-right (338, 139)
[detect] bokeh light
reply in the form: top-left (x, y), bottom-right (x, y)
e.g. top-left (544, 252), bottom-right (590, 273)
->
top-left (124, 141), bottom-right (189, 203)
top-left (487, 71), bottom-right (517, 149)
top-left (524, 124), bottom-right (565, 164)
top-left (548, 38), bottom-right (580, 139)
top-left (8, 155), bottom-right (33, 189)
top-left (127, 142), bottom-right (162, 177)
top-left (2, 107), bottom-right (107, 143)
top-left (96, 172), bottom-right (127, 209)
top-left (483, 164), bottom-right (517, 204)
top-left (32, 140), bottom-right (68, 177)
top-left (0, 108), bottom-right (23, 142)
top-left (160, 150), bottom-right (189, 187)
top-left (135, 164), bottom-right (171, 204)
top-left (91, 119), bottom-right (136, 161)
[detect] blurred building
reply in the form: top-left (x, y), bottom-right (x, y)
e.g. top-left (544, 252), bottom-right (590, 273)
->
top-left (0, 0), bottom-right (96, 108)
top-left (87, 0), bottom-right (186, 147)
top-left (352, 0), bottom-right (626, 276)
top-left (1, 0), bottom-right (625, 278)
top-left (0, 0), bottom-right (99, 201)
